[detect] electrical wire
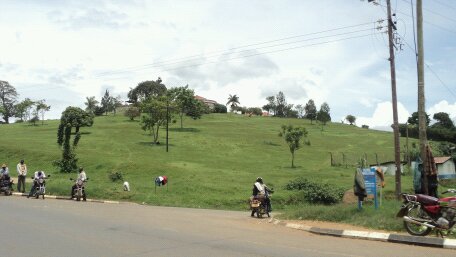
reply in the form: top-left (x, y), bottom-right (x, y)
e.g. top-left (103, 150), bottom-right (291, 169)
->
top-left (95, 21), bottom-right (377, 76)
top-left (94, 27), bottom-right (382, 78)
top-left (399, 35), bottom-right (456, 100)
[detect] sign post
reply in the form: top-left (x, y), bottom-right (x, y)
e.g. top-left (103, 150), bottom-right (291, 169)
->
top-left (362, 168), bottom-right (378, 210)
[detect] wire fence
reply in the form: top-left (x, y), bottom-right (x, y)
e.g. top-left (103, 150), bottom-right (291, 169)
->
top-left (329, 152), bottom-right (397, 168)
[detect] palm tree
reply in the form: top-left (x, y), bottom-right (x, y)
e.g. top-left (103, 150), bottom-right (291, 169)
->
top-left (226, 94), bottom-right (240, 112)
top-left (85, 96), bottom-right (99, 113)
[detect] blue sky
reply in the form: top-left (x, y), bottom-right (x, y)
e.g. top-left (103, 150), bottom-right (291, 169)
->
top-left (1, 0), bottom-right (455, 130)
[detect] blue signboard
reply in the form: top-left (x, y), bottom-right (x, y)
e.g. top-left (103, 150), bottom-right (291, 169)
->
top-left (362, 168), bottom-right (378, 209)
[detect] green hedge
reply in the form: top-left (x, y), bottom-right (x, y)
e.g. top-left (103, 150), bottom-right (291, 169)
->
top-left (286, 177), bottom-right (345, 205)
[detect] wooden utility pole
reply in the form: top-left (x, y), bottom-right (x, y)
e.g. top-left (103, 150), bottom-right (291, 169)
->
top-left (386, 0), bottom-right (402, 199)
top-left (416, 0), bottom-right (428, 194)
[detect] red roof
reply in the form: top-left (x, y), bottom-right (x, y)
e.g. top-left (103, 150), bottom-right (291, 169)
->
top-left (434, 157), bottom-right (451, 164)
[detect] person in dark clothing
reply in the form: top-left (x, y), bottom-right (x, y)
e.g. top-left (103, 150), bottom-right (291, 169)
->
top-left (251, 177), bottom-right (273, 216)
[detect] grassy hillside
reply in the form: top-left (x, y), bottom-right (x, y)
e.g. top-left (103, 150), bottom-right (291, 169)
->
top-left (1, 113), bottom-right (414, 208)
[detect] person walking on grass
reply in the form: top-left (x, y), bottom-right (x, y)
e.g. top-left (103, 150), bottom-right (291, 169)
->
top-left (16, 159), bottom-right (27, 193)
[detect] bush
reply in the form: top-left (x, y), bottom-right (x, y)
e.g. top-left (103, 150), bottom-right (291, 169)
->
top-left (286, 177), bottom-right (345, 205)
top-left (109, 171), bottom-right (123, 182)
top-left (124, 106), bottom-right (140, 121)
top-left (213, 103), bottom-right (227, 113)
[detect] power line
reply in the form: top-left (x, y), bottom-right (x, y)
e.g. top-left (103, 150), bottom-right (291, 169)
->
top-left (377, 1), bottom-right (456, 35)
top-left (94, 32), bottom-right (382, 82)
top-left (399, 35), bottom-right (456, 99)
top-left (433, 0), bottom-right (456, 11)
top-left (400, 0), bottom-right (456, 24)
top-left (94, 21), bottom-right (381, 77)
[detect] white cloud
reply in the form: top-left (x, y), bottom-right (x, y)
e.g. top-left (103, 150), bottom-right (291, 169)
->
top-left (427, 100), bottom-right (456, 120)
top-left (356, 101), bottom-right (410, 130)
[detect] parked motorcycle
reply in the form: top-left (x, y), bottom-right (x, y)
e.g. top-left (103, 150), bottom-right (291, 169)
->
top-left (0, 175), bottom-right (13, 196)
top-left (70, 177), bottom-right (88, 201)
top-left (31, 175), bottom-right (50, 199)
top-left (397, 189), bottom-right (456, 237)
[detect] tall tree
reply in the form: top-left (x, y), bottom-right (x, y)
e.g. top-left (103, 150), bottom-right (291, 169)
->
top-left (408, 111), bottom-right (430, 126)
top-left (262, 96), bottom-right (276, 115)
top-left (226, 94), bottom-right (240, 112)
top-left (128, 77), bottom-right (167, 105)
top-left (101, 90), bottom-right (112, 115)
top-left (14, 98), bottom-right (34, 122)
top-left (54, 106), bottom-right (93, 172)
top-left (304, 99), bottom-right (317, 124)
top-left (279, 125), bottom-right (309, 168)
top-left (317, 102), bottom-right (331, 128)
top-left (168, 85), bottom-right (202, 128)
top-left (295, 104), bottom-right (305, 118)
top-left (345, 114), bottom-right (356, 125)
top-left (432, 112), bottom-right (455, 129)
top-left (36, 100), bottom-right (51, 125)
top-left (0, 80), bottom-right (18, 124)
top-left (140, 96), bottom-right (170, 144)
top-left (275, 91), bottom-right (287, 117)
top-left (84, 96), bottom-right (99, 114)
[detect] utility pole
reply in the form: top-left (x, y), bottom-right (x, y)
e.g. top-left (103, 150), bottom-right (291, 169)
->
top-left (417, 0), bottom-right (428, 194)
top-left (166, 98), bottom-right (169, 152)
top-left (385, 0), bottom-right (402, 199)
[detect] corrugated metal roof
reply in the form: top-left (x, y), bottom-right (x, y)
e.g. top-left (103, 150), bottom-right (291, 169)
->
top-left (434, 156), bottom-right (451, 164)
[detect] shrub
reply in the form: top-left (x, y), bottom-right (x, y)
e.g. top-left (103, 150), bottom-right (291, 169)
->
top-left (109, 171), bottom-right (123, 182)
top-left (285, 177), bottom-right (345, 205)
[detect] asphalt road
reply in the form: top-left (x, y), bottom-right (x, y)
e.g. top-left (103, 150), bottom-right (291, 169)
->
top-left (0, 196), bottom-right (453, 257)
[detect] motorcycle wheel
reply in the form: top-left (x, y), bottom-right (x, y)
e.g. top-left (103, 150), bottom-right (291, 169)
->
top-left (256, 209), bottom-right (261, 218)
top-left (76, 194), bottom-right (81, 201)
top-left (403, 204), bottom-right (432, 236)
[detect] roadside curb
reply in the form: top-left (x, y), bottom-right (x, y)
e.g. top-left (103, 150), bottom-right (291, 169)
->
top-left (273, 218), bottom-right (456, 249)
top-left (11, 192), bottom-right (120, 204)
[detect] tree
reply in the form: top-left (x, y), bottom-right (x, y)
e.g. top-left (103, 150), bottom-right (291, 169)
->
top-left (168, 85), bottom-right (202, 128)
top-left (275, 91), bottom-right (287, 117)
top-left (128, 78), bottom-right (167, 105)
top-left (0, 80), bottom-right (18, 124)
top-left (14, 98), bottom-right (34, 122)
top-left (295, 104), bottom-right (305, 118)
top-left (432, 112), bottom-right (455, 130)
top-left (262, 96), bottom-right (276, 115)
top-left (110, 95), bottom-right (123, 116)
top-left (101, 90), bottom-right (112, 115)
top-left (36, 100), bottom-right (51, 125)
top-left (124, 106), bottom-right (140, 121)
top-left (84, 96), bottom-right (99, 114)
top-left (54, 106), bottom-right (93, 172)
top-left (317, 102), bottom-right (331, 128)
top-left (140, 96), bottom-right (170, 144)
top-left (345, 114), bottom-right (356, 125)
top-left (59, 106), bottom-right (94, 133)
top-left (213, 103), bottom-right (227, 113)
top-left (408, 111), bottom-right (430, 126)
top-left (304, 99), bottom-right (317, 124)
top-left (279, 125), bottom-right (309, 168)
top-left (226, 94), bottom-right (240, 112)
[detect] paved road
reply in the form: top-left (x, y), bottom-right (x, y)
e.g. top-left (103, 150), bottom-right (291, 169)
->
top-left (0, 196), bottom-right (453, 257)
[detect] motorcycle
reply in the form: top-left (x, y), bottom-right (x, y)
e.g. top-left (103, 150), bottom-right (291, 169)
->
top-left (70, 177), bottom-right (88, 201)
top-left (397, 189), bottom-right (456, 237)
top-left (250, 190), bottom-right (273, 218)
top-left (0, 175), bottom-right (13, 196)
top-left (30, 175), bottom-right (50, 199)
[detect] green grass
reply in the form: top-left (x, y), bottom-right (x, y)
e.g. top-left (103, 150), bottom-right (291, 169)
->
top-left (0, 113), bottom-right (436, 232)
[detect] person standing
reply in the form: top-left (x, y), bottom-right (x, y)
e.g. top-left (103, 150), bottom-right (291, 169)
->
top-left (17, 159), bottom-right (27, 193)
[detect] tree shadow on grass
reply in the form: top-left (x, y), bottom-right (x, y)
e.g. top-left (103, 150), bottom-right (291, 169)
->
top-left (169, 127), bottom-right (200, 133)
top-left (137, 142), bottom-right (176, 147)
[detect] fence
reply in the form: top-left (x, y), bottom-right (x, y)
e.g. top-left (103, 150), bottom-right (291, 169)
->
top-left (329, 152), bottom-right (396, 168)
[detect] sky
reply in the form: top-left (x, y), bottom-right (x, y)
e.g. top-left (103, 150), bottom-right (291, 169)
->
top-left (1, 0), bottom-right (456, 131)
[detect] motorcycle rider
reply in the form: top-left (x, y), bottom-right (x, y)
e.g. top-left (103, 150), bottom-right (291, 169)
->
top-left (1, 164), bottom-right (8, 177)
top-left (251, 177), bottom-right (273, 216)
top-left (27, 170), bottom-right (46, 198)
top-left (71, 167), bottom-right (87, 200)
